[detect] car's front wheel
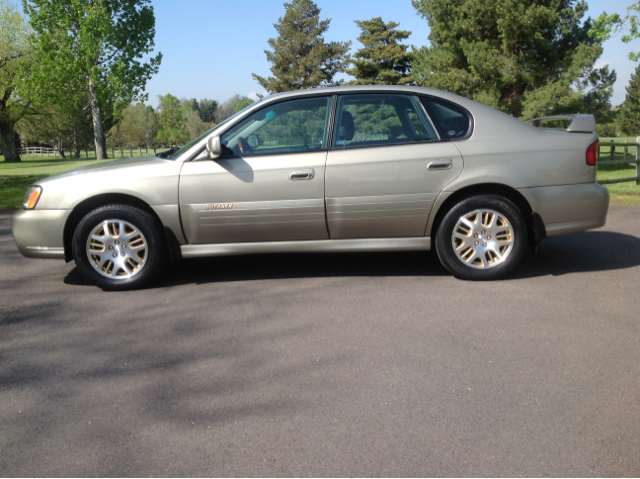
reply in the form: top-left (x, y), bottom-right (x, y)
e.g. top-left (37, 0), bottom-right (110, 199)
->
top-left (72, 205), bottom-right (166, 290)
top-left (435, 195), bottom-right (527, 280)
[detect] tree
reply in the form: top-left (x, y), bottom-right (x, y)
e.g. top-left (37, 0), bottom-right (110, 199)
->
top-left (182, 109), bottom-right (207, 141)
top-left (411, 0), bottom-right (615, 120)
top-left (252, 0), bottom-right (351, 93)
top-left (589, 2), bottom-right (640, 61)
top-left (22, 103), bottom-right (94, 158)
top-left (619, 63), bottom-right (640, 135)
top-left (182, 98), bottom-right (198, 112)
top-left (215, 94), bottom-right (252, 123)
top-left (156, 94), bottom-right (188, 146)
top-left (0, 0), bottom-right (32, 162)
top-left (24, 0), bottom-right (162, 160)
top-left (180, 99), bottom-right (207, 141)
top-left (235, 96), bottom-right (254, 112)
top-left (108, 102), bottom-right (156, 148)
top-left (198, 99), bottom-right (218, 123)
top-left (346, 17), bottom-right (413, 85)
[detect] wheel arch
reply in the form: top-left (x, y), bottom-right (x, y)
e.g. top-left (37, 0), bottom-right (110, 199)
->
top-left (63, 193), bottom-right (177, 263)
top-left (428, 183), bottom-right (544, 249)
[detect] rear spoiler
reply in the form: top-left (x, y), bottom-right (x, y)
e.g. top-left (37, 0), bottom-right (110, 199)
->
top-left (526, 114), bottom-right (595, 133)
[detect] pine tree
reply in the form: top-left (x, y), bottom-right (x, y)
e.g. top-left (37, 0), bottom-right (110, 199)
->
top-left (411, 0), bottom-right (616, 119)
top-left (620, 63), bottom-right (640, 135)
top-left (346, 17), bottom-right (413, 85)
top-left (253, 0), bottom-right (351, 93)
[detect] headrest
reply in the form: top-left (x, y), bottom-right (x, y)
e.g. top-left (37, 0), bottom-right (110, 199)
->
top-left (337, 111), bottom-right (355, 141)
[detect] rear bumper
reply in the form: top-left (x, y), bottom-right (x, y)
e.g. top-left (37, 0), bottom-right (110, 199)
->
top-left (522, 183), bottom-right (609, 237)
top-left (12, 209), bottom-right (71, 259)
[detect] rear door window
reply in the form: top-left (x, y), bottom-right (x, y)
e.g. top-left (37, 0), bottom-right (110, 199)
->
top-left (419, 97), bottom-right (471, 140)
top-left (332, 94), bottom-right (439, 148)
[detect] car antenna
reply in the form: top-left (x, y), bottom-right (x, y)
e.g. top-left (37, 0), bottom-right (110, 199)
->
top-left (418, 76), bottom-right (427, 87)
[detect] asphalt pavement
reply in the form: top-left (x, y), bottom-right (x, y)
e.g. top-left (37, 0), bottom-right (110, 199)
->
top-left (1, 207), bottom-right (639, 477)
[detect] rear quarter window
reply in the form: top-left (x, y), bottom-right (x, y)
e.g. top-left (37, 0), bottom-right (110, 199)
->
top-left (419, 97), bottom-right (471, 140)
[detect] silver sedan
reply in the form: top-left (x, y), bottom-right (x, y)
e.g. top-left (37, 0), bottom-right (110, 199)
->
top-left (12, 86), bottom-right (609, 290)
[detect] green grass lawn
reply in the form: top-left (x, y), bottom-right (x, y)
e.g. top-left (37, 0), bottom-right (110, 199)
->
top-left (0, 148), bottom-right (170, 209)
top-left (597, 137), bottom-right (640, 205)
top-left (0, 148), bottom-right (160, 176)
top-left (1, 141), bottom-right (638, 209)
top-left (0, 175), bottom-right (49, 209)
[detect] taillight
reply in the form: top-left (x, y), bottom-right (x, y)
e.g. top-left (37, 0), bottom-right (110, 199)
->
top-left (586, 140), bottom-right (599, 166)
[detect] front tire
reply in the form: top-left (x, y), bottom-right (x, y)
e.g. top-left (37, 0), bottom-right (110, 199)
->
top-left (435, 195), bottom-right (527, 280)
top-left (72, 205), bottom-right (166, 290)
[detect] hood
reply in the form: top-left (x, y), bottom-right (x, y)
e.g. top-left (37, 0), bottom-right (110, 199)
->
top-left (41, 155), bottom-right (163, 183)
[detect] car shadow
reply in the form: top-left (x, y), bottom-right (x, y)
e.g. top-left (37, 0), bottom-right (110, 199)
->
top-left (510, 230), bottom-right (640, 279)
top-left (63, 230), bottom-right (640, 288)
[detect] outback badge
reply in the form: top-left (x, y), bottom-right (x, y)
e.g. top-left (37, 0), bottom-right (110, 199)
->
top-left (204, 203), bottom-right (233, 210)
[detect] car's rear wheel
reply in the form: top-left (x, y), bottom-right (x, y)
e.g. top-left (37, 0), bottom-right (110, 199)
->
top-left (72, 205), bottom-right (166, 290)
top-left (435, 195), bottom-right (527, 280)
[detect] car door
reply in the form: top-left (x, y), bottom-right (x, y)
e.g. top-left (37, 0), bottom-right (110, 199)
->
top-left (179, 96), bottom-right (332, 244)
top-left (325, 93), bottom-right (464, 239)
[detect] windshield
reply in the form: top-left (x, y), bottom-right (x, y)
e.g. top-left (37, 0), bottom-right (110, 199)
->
top-left (164, 101), bottom-right (260, 160)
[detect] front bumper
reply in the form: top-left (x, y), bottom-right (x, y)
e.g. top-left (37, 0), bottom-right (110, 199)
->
top-left (523, 183), bottom-right (610, 237)
top-left (12, 209), bottom-right (72, 259)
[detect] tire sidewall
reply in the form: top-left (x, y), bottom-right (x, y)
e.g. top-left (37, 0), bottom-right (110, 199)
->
top-left (72, 205), bottom-right (165, 291)
top-left (435, 195), bottom-right (527, 280)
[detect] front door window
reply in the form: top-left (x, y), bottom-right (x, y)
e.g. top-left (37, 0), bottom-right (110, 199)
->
top-left (221, 97), bottom-right (333, 157)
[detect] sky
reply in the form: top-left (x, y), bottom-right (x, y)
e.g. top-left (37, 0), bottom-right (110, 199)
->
top-left (14, 0), bottom-right (639, 108)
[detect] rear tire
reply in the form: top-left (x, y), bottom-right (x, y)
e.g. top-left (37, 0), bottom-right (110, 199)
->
top-left (435, 195), bottom-right (527, 280)
top-left (72, 205), bottom-right (166, 291)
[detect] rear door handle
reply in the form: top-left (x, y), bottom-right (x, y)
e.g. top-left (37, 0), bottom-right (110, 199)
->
top-left (289, 169), bottom-right (315, 180)
top-left (427, 159), bottom-right (453, 170)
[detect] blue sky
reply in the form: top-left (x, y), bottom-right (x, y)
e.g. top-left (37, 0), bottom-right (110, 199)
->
top-left (17, 0), bottom-right (638, 107)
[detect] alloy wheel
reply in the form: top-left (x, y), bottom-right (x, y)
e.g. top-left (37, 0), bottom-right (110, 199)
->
top-left (450, 209), bottom-right (515, 269)
top-left (85, 219), bottom-right (148, 279)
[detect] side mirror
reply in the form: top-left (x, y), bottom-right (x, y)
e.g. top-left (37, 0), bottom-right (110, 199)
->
top-left (206, 136), bottom-right (222, 159)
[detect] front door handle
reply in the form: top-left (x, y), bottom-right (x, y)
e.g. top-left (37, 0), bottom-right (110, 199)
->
top-left (427, 159), bottom-right (453, 170)
top-left (289, 169), bottom-right (315, 180)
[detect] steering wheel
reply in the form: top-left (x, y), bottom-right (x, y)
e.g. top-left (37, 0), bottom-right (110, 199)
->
top-left (235, 136), bottom-right (254, 156)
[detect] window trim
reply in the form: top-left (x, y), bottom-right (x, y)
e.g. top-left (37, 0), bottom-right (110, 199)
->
top-left (185, 90), bottom-right (475, 161)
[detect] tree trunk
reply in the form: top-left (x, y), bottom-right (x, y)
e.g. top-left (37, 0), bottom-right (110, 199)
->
top-left (0, 119), bottom-right (21, 162)
top-left (87, 76), bottom-right (108, 160)
top-left (54, 138), bottom-right (66, 158)
top-left (73, 130), bottom-right (81, 158)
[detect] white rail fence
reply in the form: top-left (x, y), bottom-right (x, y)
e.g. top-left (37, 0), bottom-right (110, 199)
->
top-left (18, 147), bottom-right (59, 156)
top-left (17, 146), bottom-right (173, 159)
top-left (597, 138), bottom-right (640, 186)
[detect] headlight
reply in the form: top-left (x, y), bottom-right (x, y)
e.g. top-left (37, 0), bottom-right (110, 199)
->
top-left (23, 186), bottom-right (42, 210)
